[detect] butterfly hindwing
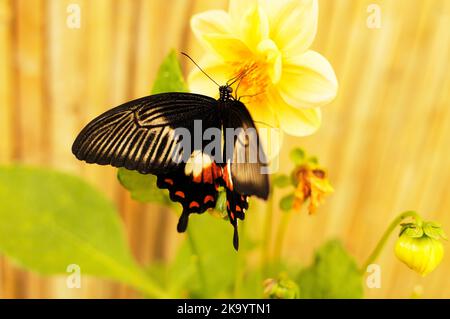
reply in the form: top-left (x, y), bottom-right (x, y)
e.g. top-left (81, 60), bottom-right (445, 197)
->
top-left (225, 188), bottom-right (249, 250)
top-left (157, 169), bottom-right (218, 232)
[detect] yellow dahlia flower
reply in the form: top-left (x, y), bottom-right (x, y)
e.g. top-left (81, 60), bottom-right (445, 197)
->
top-left (188, 0), bottom-right (338, 141)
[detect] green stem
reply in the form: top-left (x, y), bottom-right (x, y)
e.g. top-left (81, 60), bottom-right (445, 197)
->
top-left (273, 210), bottom-right (293, 264)
top-left (187, 228), bottom-right (207, 292)
top-left (261, 187), bottom-right (274, 275)
top-left (360, 210), bottom-right (422, 273)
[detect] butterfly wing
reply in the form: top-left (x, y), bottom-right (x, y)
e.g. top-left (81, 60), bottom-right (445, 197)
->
top-left (220, 99), bottom-right (270, 250)
top-left (157, 159), bottom-right (222, 233)
top-left (72, 92), bottom-right (269, 251)
top-left (72, 93), bottom-right (218, 174)
top-left (223, 100), bottom-right (270, 200)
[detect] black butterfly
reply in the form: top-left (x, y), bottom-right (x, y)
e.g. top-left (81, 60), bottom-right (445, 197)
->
top-left (72, 82), bottom-right (270, 250)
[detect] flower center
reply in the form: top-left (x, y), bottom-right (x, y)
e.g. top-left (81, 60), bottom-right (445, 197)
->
top-left (229, 39), bottom-right (282, 105)
top-left (229, 60), bottom-right (270, 104)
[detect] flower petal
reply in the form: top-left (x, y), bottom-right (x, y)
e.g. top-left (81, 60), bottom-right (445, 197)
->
top-left (239, 4), bottom-right (269, 51)
top-left (245, 101), bottom-right (283, 171)
top-left (268, 88), bottom-right (322, 136)
top-left (277, 50), bottom-right (338, 109)
top-left (191, 10), bottom-right (232, 38)
top-left (266, 0), bottom-right (318, 56)
top-left (191, 10), bottom-right (252, 61)
top-left (201, 34), bottom-right (253, 62)
top-left (257, 39), bottom-right (282, 83)
top-left (229, 0), bottom-right (258, 24)
top-left (187, 54), bottom-right (233, 97)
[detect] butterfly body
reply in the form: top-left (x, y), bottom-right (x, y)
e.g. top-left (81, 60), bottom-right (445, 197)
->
top-left (72, 84), bottom-right (269, 250)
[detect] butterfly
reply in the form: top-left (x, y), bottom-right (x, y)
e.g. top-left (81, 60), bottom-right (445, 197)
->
top-left (72, 64), bottom-right (270, 250)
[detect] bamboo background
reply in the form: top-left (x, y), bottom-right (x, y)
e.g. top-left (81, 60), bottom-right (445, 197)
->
top-left (0, 0), bottom-right (449, 298)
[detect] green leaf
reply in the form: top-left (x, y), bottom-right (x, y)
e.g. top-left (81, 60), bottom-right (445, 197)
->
top-left (289, 148), bottom-right (305, 165)
top-left (297, 240), bottom-right (363, 299)
top-left (117, 168), bottom-right (173, 206)
top-left (400, 224), bottom-right (424, 238)
top-left (0, 166), bottom-right (167, 298)
top-left (280, 194), bottom-right (295, 212)
top-left (117, 50), bottom-right (187, 204)
top-left (151, 50), bottom-right (188, 94)
top-left (272, 174), bottom-right (291, 188)
top-left (423, 222), bottom-right (447, 240)
top-left (170, 214), bottom-right (238, 298)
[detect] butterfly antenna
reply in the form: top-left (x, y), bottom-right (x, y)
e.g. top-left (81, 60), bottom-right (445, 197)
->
top-left (181, 52), bottom-right (220, 87)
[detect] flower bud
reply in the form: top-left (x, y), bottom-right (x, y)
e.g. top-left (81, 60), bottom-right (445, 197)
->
top-left (395, 221), bottom-right (446, 276)
top-left (263, 275), bottom-right (299, 299)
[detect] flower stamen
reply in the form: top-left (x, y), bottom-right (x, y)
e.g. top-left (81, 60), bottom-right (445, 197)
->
top-left (230, 61), bottom-right (270, 104)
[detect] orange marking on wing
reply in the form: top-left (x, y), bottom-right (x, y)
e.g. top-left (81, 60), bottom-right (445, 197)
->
top-left (226, 200), bottom-right (230, 209)
top-left (204, 195), bottom-right (215, 204)
top-left (164, 178), bottom-right (174, 186)
top-left (192, 173), bottom-right (202, 183)
top-left (203, 167), bottom-right (213, 184)
top-left (212, 163), bottom-right (222, 180)
top-left (235, 205), bottom-right (242, 212)
top-left (230, 212), bottom-right (235, 220)
top-left (189, 201), bottom-right (200, 208)
top-left (175, 191), bottom-right (185, 198)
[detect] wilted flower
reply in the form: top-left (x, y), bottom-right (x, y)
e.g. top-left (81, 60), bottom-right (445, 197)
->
top-left (189, 0), bottom-right (338, 155)
top-left (395, 220), bottom-right (446, 276)
top-left (263, 274), bottom-right (299, 299)
top-left (292, 163), bottom-right (333, 214)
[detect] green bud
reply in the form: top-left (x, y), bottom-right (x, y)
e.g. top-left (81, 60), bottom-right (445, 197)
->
top-left (395, 220), bottom-right (446, 276)
top-left (263, 275), bottom-right (300, 299)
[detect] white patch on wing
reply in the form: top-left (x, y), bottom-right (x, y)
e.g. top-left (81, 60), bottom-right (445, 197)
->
top-left (184, 150), bottom-right (213, 178)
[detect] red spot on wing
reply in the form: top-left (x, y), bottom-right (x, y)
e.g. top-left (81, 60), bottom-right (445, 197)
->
top-left (203, 195), bottom-right (215, 204)
top-left (192, 173), bottom-right (202, 183)
top-left (203, 166), bottom-right (213, 184)
top-left (230, 212), bottom-right (235, 220)
top-left (235, 205), bottom-right (242, 212)
top-left (212, 163), bottom-right (222, 180)
top-left (175, 191), bottom-right (185, 199)
top-left (189, 201), bottom-right (200, 208)
top-left (164, 178), bottom-right (174, 186)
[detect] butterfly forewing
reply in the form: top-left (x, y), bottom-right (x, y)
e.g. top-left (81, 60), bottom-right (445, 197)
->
top-left (72, 93), bottom-right (218, 174)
